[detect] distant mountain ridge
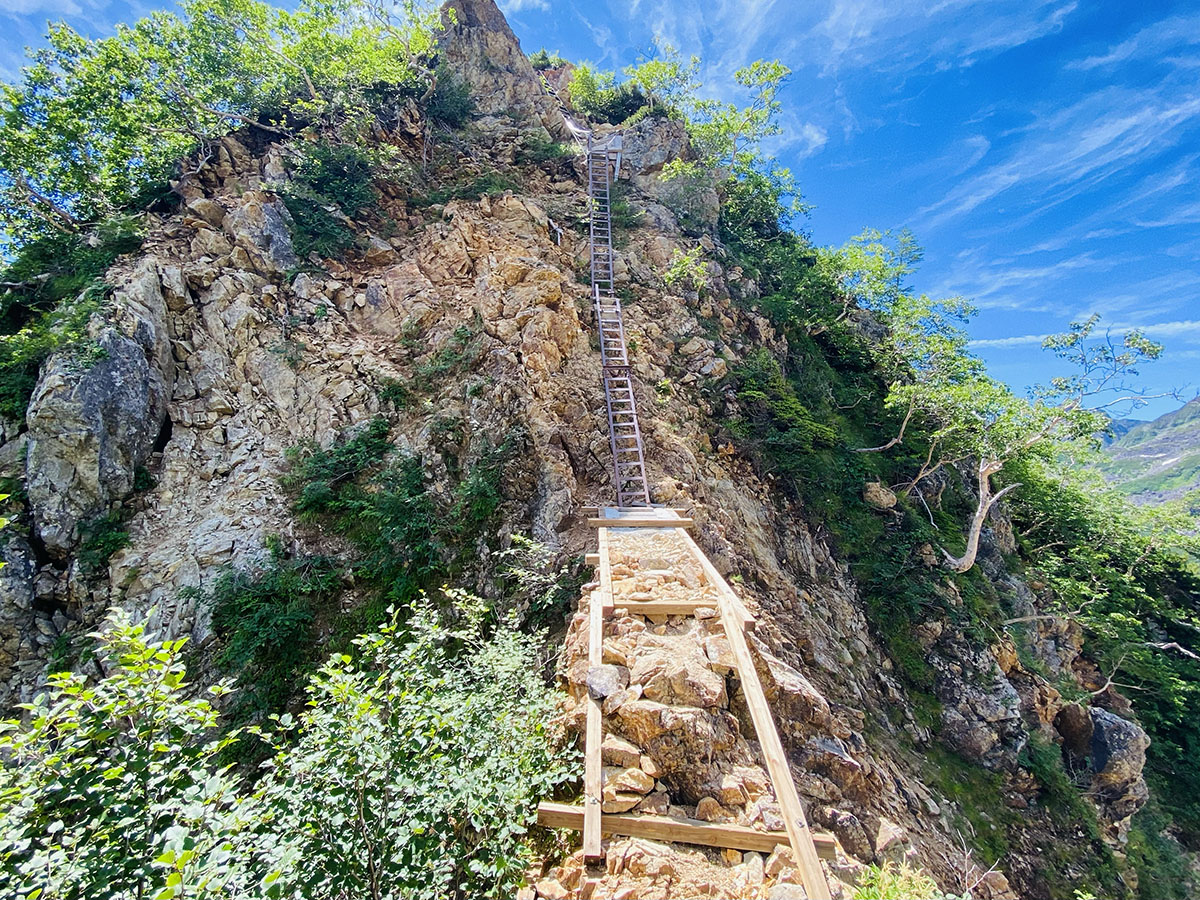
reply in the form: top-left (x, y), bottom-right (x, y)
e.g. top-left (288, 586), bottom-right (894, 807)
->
top-left (1099, 397), bottom-right (1200, 503)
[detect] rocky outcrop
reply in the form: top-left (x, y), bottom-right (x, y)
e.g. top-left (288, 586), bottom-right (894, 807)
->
top-left (439, 0), bottom-right (565, 138)
top-left (26, 259), bottom-right (173, 558)
top-left (1089, 708), bottom-right (1150, 833)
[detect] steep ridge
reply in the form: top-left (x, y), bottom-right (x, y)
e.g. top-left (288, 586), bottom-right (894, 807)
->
top-left (0, 2), bottom-right (1171, 898)
top-left (1099, 397), bottom-right (1200, 504)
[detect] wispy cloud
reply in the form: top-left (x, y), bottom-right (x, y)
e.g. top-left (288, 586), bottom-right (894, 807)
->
top-left (1068, 13), bottom-right (1200, 71)
top-left (500, 0), bottom-right (550, 12)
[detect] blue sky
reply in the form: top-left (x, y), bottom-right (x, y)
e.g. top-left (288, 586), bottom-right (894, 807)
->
top-left (3, 0), bottom-right (1198, 419)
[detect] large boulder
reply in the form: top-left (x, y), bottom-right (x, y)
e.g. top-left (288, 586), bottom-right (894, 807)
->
top-left (26, 260), bottom-right (173, 558)
top-left (1089, 708), bottom-right (1150, 824)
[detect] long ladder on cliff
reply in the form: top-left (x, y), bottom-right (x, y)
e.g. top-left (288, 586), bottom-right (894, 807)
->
top-left (587, 135), bottom-right (651, 507)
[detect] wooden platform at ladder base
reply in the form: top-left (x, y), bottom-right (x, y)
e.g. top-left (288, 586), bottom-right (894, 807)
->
top-left (587, 517), bottom-right (694, 529)
top-left (537, 801), bottom-right (837, 860)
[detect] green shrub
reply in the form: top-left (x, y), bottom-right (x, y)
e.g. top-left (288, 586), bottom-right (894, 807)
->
top-left (291, 141), bottom-right (377, 215)
top-left (528, 48), bottom-right (566, 70)
top-left (664, 246), bottom-right (710, 293)
top-left (0, 216), bottom-right (141, 323)
top-left (426, 64), bottom-right (475, 126)
top-left (0, 605), bottom-right (576, 900)
top-left (77, 511), bottom-right (131, 575)
top-left (851, 861), bottom-right (948, 900)
top-left (515, 135), bottom-right (573, 165)
top-left (201, 538), bottom-right (340, 721)
top-left (0, 611), bottom-right (252, 900)
top-left (259, 604), bottom-right (578, 900)
top-left (281, 190), bottom-right (359, 260)
top-left (411, 172), bottom-right (520, 208)
top-left (568, 64), bottom-right (647, 124)
top-left (283, 416), bottom-right (393, 520)
top-left (0, 218), bottom-right (141, 420)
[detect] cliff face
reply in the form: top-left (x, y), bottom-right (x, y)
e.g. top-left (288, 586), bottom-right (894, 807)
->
top-left (0, 2), bottom-right (1164, 898)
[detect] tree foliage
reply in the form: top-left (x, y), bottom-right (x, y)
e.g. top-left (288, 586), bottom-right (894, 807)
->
top-left (0, 604), bottom-right (576, 900)
top-left (0, 0), bottom-right (446, 248)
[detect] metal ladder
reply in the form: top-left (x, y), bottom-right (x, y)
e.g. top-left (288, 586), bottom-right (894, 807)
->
top-left (587, 137), bottom-right (652, 507)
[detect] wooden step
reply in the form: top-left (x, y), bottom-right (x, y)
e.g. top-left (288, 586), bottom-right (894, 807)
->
top-left (536, 802), bottom-right (836, 860)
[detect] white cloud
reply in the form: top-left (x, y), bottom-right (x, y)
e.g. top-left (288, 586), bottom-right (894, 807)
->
top-left (970, 333), bottom-right (1051, 349)
top-left (1, 0), bottom-right (83, 14)
top-left (1069, 13), bottom-right (1200, 70)
top-left (499, 0), bottom-right (550, 11)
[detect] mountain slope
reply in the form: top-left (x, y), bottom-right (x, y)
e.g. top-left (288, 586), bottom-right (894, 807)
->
top-left (1100, 398), bottom-right (1200, 503)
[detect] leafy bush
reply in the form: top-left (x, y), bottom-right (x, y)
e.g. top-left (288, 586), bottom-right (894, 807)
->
top-left (291, 141), bottom-right (377, 215)
top-left (515, 135), bottom-right (573, 165)
top-left (280, 190), bottom-right (359, 260)
top-left (497, 534), bottom-right (590, 628)
top-left (259, 604), bottom-right (576, 900)
top-left (426, 64), bottom-right (475, 126)
top-left (411, 172), bottom-right (520, 208)
top-left (202, 539), bottom-right (341, 721)
top-left (568, 64), bottom-right (647, 124)
top-left (0, 611), bottom-right (254, 900)
top-left (283, 416), bottom-right (393, 520)
top-left (76, 510), bottom-right (131, 575)
top-left (0, 604), bottom-right (576, 900)
top-left (280, 413), bottom-right (512, 640)
top-left (0, 1), bottom-right (446, 247)
top-left (732, 349), bottom-right (838, 461)
top-left (663, 246), bottom-right (710, 294)
top-left (657, 159), bottom-right (714, 234)
top-left (851, 861), bottom-right (950, 900)
top-left (0, 218), bottom-right (142, 420)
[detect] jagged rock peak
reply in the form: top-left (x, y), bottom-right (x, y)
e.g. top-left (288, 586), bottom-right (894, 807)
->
top-left (438, 0), bottom-right (566, 136)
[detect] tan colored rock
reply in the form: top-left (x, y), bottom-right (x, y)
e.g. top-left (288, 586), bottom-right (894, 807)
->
top-left (605, 765), bottom-right (655, 794)
top-left (694, 796), bottom-right (725, 821)
top-left (764, 846), bottom-right (795, 878)
top-left (602, 734), bottom-right (643, 768)
top-left (640, 754), bottom-right (662, 779)
top-left (634, 792), bottom-right (670, 815)
top-left (862, 481), bottom-right (897, 509)
top-left (534, 878), bottom-right (569, 900)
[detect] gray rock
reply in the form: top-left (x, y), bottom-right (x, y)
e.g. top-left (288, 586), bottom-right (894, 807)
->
top-left (221, 191), bottom-right (298, 274)
top-left (438, 0), bottom-right (565, 137)
top-left (586, 663), bottom-right (628, 700)
top-left (26, 261), bottom-right (172, 558)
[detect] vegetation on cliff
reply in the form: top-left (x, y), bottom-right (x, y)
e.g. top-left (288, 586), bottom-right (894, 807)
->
top-left (0, 0), bottom-right (1197, 898)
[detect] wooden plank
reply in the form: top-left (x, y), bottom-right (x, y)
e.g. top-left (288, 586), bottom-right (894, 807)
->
top-left (585, 552), bottom-right (600, 566)
top-left (587, 517), bottom-right (694, 529)
top-left (583, 528), bottom-right (612, 863)
top-left (678, 532), bottom-right (756, 630)
top-left (537, 801), bottom-right (836, 861)
top-left (717, 598), bottom-right (832, 898)
top-left (613, 600), bottom-right (716, 616)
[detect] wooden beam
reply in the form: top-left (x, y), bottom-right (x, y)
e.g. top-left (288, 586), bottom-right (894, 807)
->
top-left (613, 600), bottom-right (717, 616)
top-left (717, 597), bottom-right (831, 898)
top-left (679, 531), bottom-right (756, 630)
top-left (585, 552), bottom-right (600, 566)
top-left (583, 529), bottom-right (612, 863)
top-left (537, 801), bottom-right (836, 860)
top-left (587, 517), bottom-right (694, 529)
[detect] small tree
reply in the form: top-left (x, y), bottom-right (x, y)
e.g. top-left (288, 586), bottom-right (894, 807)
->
top-left (622, 38), bottom-right (699, 114)
top-left (892, 317), bottom-right (1163, 573)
